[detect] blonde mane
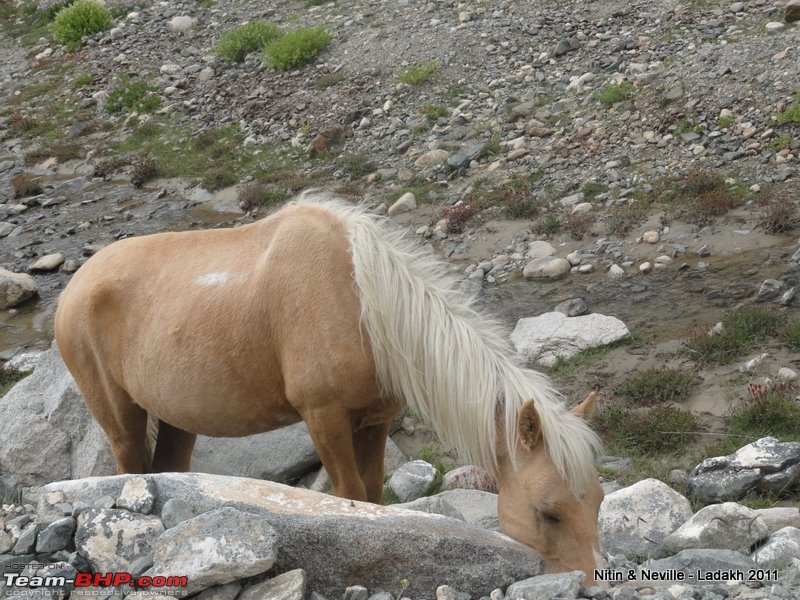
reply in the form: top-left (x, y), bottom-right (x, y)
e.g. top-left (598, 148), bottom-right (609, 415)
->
top-left (299, 192), bottom-right (601, 494)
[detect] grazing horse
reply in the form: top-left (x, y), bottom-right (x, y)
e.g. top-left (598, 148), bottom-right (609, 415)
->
top-left (54, 193), bottom-right (604, 582)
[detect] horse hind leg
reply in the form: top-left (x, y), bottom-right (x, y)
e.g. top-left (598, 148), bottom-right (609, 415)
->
top-left (151, 420), bottom-right (196, 472)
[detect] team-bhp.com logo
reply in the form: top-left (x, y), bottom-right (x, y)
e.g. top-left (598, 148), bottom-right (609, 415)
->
top-left (4, 572), bottom-right (188, 593)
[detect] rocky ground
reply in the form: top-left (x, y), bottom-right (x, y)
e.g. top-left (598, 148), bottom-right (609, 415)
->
top-left (1, 0), bottom-right (800, 597)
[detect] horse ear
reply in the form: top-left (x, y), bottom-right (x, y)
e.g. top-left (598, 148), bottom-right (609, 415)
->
top-left (570, 391), bottom-right (597, 421)
top-left (518, 400), bottom-right (542, 450)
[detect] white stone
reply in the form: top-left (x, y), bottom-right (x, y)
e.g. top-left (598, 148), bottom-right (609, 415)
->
top-left (663, 502), bottom-right (769, 553)
top-left (599, 479), bottom-right (693, 559)
top-left (388, 192), bottom-right (417, 216)
top-left (751, 527), bottom-right (800, 569)
top-left (0, 268), bottom-right (38, 309)
top-left (526, 241), bottom-right (557, 258)
top-left (168, 16), bottom-right (198, 33)
top-left (511, 312), bottom-right (630, 366)
top-left (642, 231), bottom-right (660, 244)
top-left (778, 367), bottom-right (798, 382)
top-left (566, 251), bottom-right (581, 266)
top-left (571, 202), bottom-right (593, 214)
top-left (414, 149), bottom-right (449, 169)
top-left (608, 264), bottom-right (625, 278)
top-left (765, 22), bottom-right (786, 33)
top-left (160, 63), bottom-right (182, 76)
top-left (522, 257), bottom-right (571, 280)
top-left (639, 262), bottom-right (652, 273)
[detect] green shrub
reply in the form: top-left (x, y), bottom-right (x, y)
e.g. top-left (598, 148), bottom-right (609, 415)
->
top-left (594, 404), bottom-right (701, 456)
top-left (262, 26), bottom-right (331, 70)
top-left (215, 21), bottom-right (283, 63)
top-left (683, 306), bottom-right (781, 366)
top-left (50, 0), bottom-right (111, 51)
top-left (397, 61), bottom-right (438, 85)
top-left (615, 369), bottom-right (696, 405)
top-left (780, 317), bottom-right (800, 350)
top-left (106, 79), bottom-right (160, 114)
top-left (730, 382), bottom-right (800, 441)
top-left (594, 82), bottom-right (632, 107)
top-left (776, 91), bottom-right (800, 125)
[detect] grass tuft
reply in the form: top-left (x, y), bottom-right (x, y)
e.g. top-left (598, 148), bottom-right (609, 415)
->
top-left (397, 61), bottom-right (438, 85)
top-left (730, 382), bottom-right (800, 442)
top-left (614, 369), bottom-right (696, 405)
top-left (262, 26), bottom-right (331, 70)
top-left (594, 404), bottom-right (701, 456)
top-left (214, 21), bottom-right (283, 63)
top-left (50, 0), bottom-right (111, 51)
top-left (780, 317), bottom-right (800, 350)
top-left (594, 81), bottom-right (632, 108)
top-left (440, 203), bottom-right (478, 234)
top-left (11, 173), bottom-right (43, 198)
top-left (106, 78), bottom-right (160, 114)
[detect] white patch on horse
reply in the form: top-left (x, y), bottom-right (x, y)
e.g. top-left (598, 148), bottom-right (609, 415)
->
top-left (196, 272), bottom-right (229, 286)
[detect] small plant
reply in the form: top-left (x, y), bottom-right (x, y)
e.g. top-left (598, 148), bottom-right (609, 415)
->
top-left (238, 183), bottom-right (287, 211)
top-left (594, 82), bottom-right (632, 107)
top-left (11, 173), bottom-right (43, 198)
top-left (717, 115), bottom-right (735, 129)
top-left (73, 73), bottom-right (94, 88)
top-left (262, 26), bottom-right (331, 70)
top-left (130, 155), bottom-right (158, 187)
top-left (562, 211), bottom-right (593, 240)
top-left (202, 166), bottom-right (238, 191)
top-left (604, 203), bottom-right (647, 236)
top-left (106, 79), bottom-right (160, 114)
top-left (50, 0), bottom-right (111, 51)
top-left (769, 133), bottom-right (793, 151)
top-left (757, 188), bottom-right (800, 234)
top-left (776, 91), bottom-right (800, 125)
top-left (780, 317), bottom-right (800, 350)
top-left (683, 306), bottom-right (781, 366)
top-left (594, 404), bottom-right (701, 456)
top-left (440, 203), bottom-right (477, 234)
top-left (315, 72), bottom-right (345, 89)
top-left (533, 213), bottom-right (561, 236)
top-left (615, 369), bottom-right (696, 405)
top-left (396, 61), bottom-right (438, 85)
top-left (0, 364), bottom-right (31, 397)
top-left (730, 381), bottom-right (800, 442)
top-left (214, 21), bottom-right (283, 63)
top-left (581, 181), bottom-right (608, 199)
top-left (336, 153), bottom-right (377, 177)
top-left (418, 102), bottom-right (447, 123)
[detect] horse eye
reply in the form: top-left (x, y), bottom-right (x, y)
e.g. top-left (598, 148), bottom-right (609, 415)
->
top-left (543, 513), bottom-right (561, 525)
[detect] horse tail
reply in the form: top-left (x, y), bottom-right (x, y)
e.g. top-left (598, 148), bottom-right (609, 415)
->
top-left (143, 415), bottom-right (158, 472)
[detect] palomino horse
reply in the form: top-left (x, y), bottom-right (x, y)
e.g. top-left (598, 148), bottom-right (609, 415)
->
top-left (55, 193), bottom-right (604, 582)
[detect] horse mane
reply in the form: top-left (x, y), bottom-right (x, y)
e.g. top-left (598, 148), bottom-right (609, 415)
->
top-left (295, 192), bottom-right (601, 495)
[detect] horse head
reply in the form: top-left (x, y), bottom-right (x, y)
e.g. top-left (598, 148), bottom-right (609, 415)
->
top-left (496, 392), bottom-right (604, 585)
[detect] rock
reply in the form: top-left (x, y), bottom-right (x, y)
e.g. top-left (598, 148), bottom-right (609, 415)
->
top-left (511, 312), bottom-right (630, 367)
top-left (238, 569), bottom-right (306, 600)
top-left (757, 279), bottom-right (783, 301)
top-left (506, 571), bottom-right (585, 600)
top-left (75, 508), bottom-right (164, 572)
top-left (116, 476), bottom-right (156, 514)
top-left (599, 479), bottom-right (692, 559)
top-left (639, 262), bottom-right (652, 273)
top-left (414, 149), bottom-right (450, 169)
top-left (0, 268), bottom-right (38, 309)
top-left (146, 507), bottom-right (278, 595)
top-left (161, 498), bottom-right (195, 529)
top-left (394, 495), bottom-right (465, 521)
top-left (560, 192), bottom-right (585, 207)
top-left (778, 367), bottom-right (798, 382)
top-left (730, 1), bottom-right (745, 12)
top-left (643, 549), bottom-right (757, 580)
top-left (29, 253), bottom-right (65, 272)
top-left (642, 231), bottom-right (660, 244)
top-left (780, 287), bottom-right (796, 305)
top-left (35, 516), bottom-right (76, 553)
top-left (307, 125), bottom-right (350, 156)
top-left (739, 352), bottom-right (769, 373)
top-left (6, 350), bottom-right (44, 372)
top-left (196, 583), bottom-right (242, 600)
top-left (751, 527), bottom-right (800, 569)
top-left (522, 257), bottom-right (571, 280)
top-left (554, 298), bottom-right (589, 317)
top-left (689, 437), bottom-right (800, 503)
top-left (441, 465), bottom-right (498, 493)
top-left (787, 1), bottom-right (800, 23)
top-left (754, 507), bottom-right (800, 534)
top-left (388, 459), bottom-right (438, 502)
top-left (388, 192), bottom-right (417, 216)
top-left (526, 241), bottom-right (557, 257)
top-left (662, 502), bottom-right (769, 553)
top-left (608, 264), bottom-right (625, 278)
top-left (168, 16), bottom-right (197, 33)
top-left (0, 345), bottom-right (115, 486)
top-left (344, 586), bottom-right (368, 600)
top-left (12, 523), bottom-right (37, 554)
top-left (433, 489), bottom-right (499, 530)
top-left (766, 21), bottom-right (786, 33)
top-left (43, 474), bottom-right (544, 597)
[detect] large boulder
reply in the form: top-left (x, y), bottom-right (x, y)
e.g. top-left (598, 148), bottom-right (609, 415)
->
top-left (511, 312), bottom-right (630, 366)
top-left (751, 527), bottom-right (800, 569)
top-left (0, 267), bottom-right (38, 309)
top-left (688, 437), bottom-right (800, 503)
top-left (662, 502), bottom-right (769, 553)
top-left (39, 473), bottom-right (544, 597)
top-left (643, 549), bottom-right (757, 582)
top-left (598, 479), bottom-right (692, 559)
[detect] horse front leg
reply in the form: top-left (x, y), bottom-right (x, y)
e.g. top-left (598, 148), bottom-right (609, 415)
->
top-left (353, 420), bottom-right (390, 504)
top-left (304, 409), bottom-right (367, 502)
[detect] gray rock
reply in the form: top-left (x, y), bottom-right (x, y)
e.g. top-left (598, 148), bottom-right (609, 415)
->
top-left (0, 531), bottom-right (12, 554)
top-left (554, 298), bottom-right (588, 317)
top-left (780, 287), bottom-right (796, 306)
top-left (433, 489), bottom-right (499, 530)
top-left (754, 507), bottom-right (800, 534)
top-left (506, 571), bottom-right (584, 599)
top-left (787, 0), bottom-right (800, 23)
top-left (560, 192), bottom-right (585, 207)
top-left (522, 257), bottom-right (571, 280)
top-left (29, 253), bottom-right (65, 272)
top-left (643, 548), bottom-right (756, 581)
top-left (599, 479), bottom-right (692, 559)
top-left (168, 16), bottom-right (197, 33)
top-left (44, 473), bottom-right (544, 597)
top-left (0, 267), bottom-right (38, 309)
top-left (436, 585), bottom-right (470, 600)
top-left (689, 437), bottom-right (800, 503)
top-left (146, 507), bottom-right (278, 595)
top-left (757, 279), bottom-right (783, 301)
top-left (344, 586), bottom-right (369, 600)
top-left (161, 498), bottom-right (195, 529)
top-left (394, 495), bottom-right (465, 521)
top-left (0, 475), bottom-right (21, 504)
top-left (195, 582), bottom-right (242, 600)
top-left (130, 556), bottom-right (154, 576)
top-left (116, 476), bottom-right (156, 514)
top-left (388, 192), bottom-right (417, 216)
top-left (527, 241), bottom-right (557, 258)
top-left (447, 154), bottom-right (470, 171)
top-left (662, 502), bottom-right (769, 553)
top-left (389, 460), bottom-right (438, 502)
top-left (35, 517), bottom-right (76, 553)
top-left (751, 526), bottom-right (800, 569)
top-left (12, 523), bottom-right (37, 554)
top-left (75, 508), bottom-right (164, 572)
top-left (511, 312), bottom-right (630, 367)
top-left (238, 569), bottom-right (306, 600)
